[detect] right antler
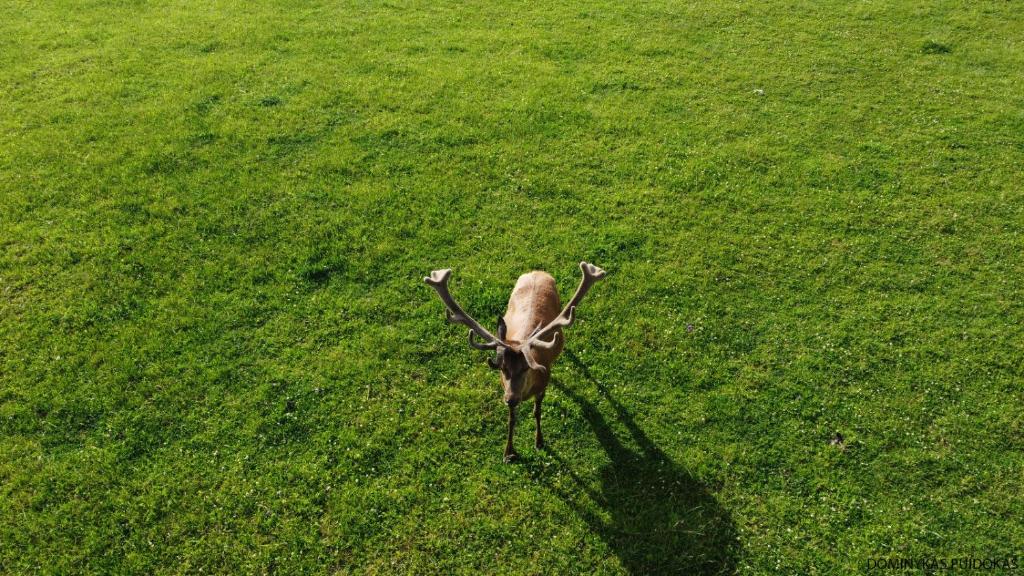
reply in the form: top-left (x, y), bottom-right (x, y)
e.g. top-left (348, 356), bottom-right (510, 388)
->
top-left (527, 261), bottom-right (606, 346)
top-left (424, 269), bottom-right (506, 350)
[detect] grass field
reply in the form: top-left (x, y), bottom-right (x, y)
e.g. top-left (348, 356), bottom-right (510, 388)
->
top-left (2, 0), bottom-right (1023, 573)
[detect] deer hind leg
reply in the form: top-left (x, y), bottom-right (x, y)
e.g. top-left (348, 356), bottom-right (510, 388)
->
top-left (504, 404), bottom-right (519, 463)
top-left (533, 394), bottom-right (545, 450)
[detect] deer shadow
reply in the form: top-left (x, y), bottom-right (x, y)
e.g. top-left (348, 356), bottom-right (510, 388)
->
top-left (525, 351), bottom-right (739, 575)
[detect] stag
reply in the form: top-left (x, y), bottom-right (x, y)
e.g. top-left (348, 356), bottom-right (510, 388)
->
top-left (424, 262), bottom-right (606, 462)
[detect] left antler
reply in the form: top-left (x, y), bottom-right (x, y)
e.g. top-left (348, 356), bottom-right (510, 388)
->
top-left (424, 269), bottom-right (506, 350)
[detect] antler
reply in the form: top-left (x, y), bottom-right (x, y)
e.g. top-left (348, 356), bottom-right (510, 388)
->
top-left (529, 330), bottom-right (560, 351)
top-left (527, 261), bottom-right (606, 346)
top-left (424, 269), bottom-right (505, 350)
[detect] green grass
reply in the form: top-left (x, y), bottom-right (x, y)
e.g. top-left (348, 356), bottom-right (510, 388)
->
top-left (1, 0), bottom-right (1022, 573)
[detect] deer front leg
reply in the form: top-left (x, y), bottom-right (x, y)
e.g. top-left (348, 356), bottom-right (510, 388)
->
top-left (504, 404), bottom-right (519, 463)
top-left (534, 394), bottom-right (544, 449)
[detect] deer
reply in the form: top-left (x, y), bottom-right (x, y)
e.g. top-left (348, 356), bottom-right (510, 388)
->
top-left (424, 261), bottom-right (606, 463)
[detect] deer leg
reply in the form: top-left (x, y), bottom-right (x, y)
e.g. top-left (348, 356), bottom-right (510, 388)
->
top-left (504, 404), bottom-right (519, 463)
top-left (534, 394), bottom-right (545, 449)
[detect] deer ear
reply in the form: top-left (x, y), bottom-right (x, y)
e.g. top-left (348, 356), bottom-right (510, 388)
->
top-left (497, 316), bottom-right (507, 340)
top-left (522, 347), bottom-right (547, 374)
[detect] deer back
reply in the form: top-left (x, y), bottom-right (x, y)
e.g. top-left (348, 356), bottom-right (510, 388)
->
top-left (503, 271), bottom-right (564, 366)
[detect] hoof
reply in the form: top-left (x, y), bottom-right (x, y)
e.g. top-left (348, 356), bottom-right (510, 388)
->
top-left (535, 438), bottom-right (545, 450)
top-left (503, 452), bottom-right (519, 464)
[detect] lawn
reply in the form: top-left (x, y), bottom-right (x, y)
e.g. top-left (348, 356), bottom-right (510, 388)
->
top-left (1, 0), bottom-right (1022, 573)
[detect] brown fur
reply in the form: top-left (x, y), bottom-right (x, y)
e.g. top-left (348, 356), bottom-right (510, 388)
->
top-left (500, 271), bottom-right (564, 404)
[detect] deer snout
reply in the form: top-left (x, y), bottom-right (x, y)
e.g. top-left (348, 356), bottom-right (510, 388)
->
top-left (503, 393), bottom-right (520, 407)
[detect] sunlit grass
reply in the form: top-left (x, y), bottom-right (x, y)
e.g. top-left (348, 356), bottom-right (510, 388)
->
top-left (1, 0), bottom-right (1022, 573)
